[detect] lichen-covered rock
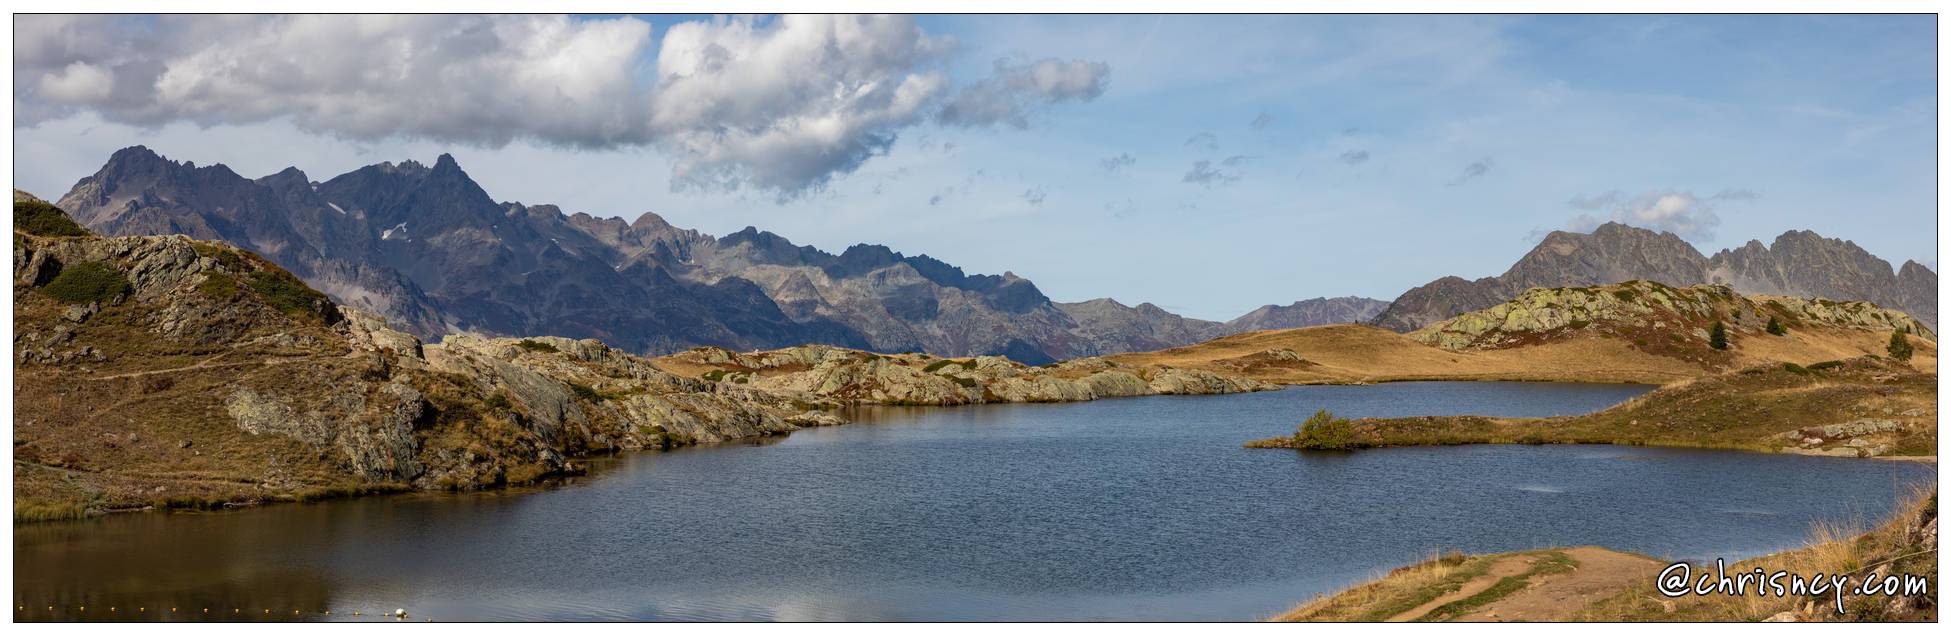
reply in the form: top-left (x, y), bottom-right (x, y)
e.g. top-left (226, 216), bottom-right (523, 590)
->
top-left (1411, 281), bottom-right (1934, 352)
top-left (665, 345), bottom-right (1275, 406)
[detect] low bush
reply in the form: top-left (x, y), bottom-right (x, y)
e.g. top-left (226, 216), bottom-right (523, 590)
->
top-left (197, 271), bottom-right (240, 299)
top-left (516, 339), bottom-right (559, 353)
top-left (41, 261), bottom-right (131, 304)
top-left (247, 267), bottom-right (332, 321)
top-left (15, 200), bottom-right (89, 236)
top-left (1293, 409), bottom-right (1356, 451)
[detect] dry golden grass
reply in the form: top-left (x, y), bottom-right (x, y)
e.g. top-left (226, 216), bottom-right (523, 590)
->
top-left (1248, 355), bottom-right (1935, 457)
top-left (1280, 488), bottom-right (1936, 622)
top-left (1105, 323), bottom-right (1933, 386)
top-left (1577, 486), bottom-right (1938, 622)
top-left (1273, 549), bottom-right (1484, 621)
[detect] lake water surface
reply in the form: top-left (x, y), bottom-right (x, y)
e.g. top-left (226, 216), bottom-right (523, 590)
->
top-left (14, 382), bottom-right (1935, 621)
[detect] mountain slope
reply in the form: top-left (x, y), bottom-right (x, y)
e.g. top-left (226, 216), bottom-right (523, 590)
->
top-left (1371, 222), bottom-right (1937, 333)
top-left (1222, 296), bottom-right (1390, 333)
top-left (58, 147), bottom-right (1297, 364)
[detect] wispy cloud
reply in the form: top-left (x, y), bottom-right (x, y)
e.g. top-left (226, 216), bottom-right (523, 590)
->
top-left (1338, 150), bottom-right (1370, 165)
top-left (1184, 131), bottom-right (1218, 152)
top-left (1448, 157), bottom-right (1494, 185)
top-left (1100, 152), bottom-right (1136, 172)
top-left (1182, 159), bottom-right (1241, 187)
top-left (1249, 112), bottom-right (1274, 130)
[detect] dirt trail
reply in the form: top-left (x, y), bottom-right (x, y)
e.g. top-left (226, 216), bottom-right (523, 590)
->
top-left (1454, 547), bottom-right (1660, 622)
top-left (1383, 556), bottom-right (1536, 622)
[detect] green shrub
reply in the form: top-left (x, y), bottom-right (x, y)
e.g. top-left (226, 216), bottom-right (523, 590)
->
top-left (246, 267), bottom-right (331, 321)
top-left (1807, 360), bottom-right (1844, 371)
top-left (566, 382), bottom-right (612, 401)
top-left (1293, 409), bottom-right (1356, 451)
top-left (1612, 290), bottom-right (1637, 303)
top-left (197, 272), bottom-right (240, 299)
top-left (948, 375), bottom-right (979, 388)
top-left (41, 261), bottom-right (131, 304)
top-left (1566, 319), bottom-right (1590, 330)
top-left (13, 200), bottom-right (88, 237)
top-left (1765, 316), bottom-right (1786, 336)
top-left (483, 392), bottom-right (512, 411)
top-left (1708, 321), bottom-right (1728, 350)
top-left (1782, 363), bottom-right (1810, 375)
top-left (1888, 332), bottom-right (1914, 361)
top-left (516, 339), bottom-right (559, 353)
top-left (702, 369), bottom-right (730, 382)
top-left (192, 243), bottom-right (245, 270)
top-left (923, 359), bottom-right (975, 373)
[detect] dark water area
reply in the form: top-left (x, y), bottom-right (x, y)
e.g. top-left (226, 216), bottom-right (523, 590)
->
top-left (15, 382), bottom-right (1934, 621)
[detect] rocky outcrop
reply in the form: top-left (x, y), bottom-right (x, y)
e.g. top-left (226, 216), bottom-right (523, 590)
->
top-left (1410, 280), bottom-right (1933, 353)
top-left (1055, 298), bottom-right (1225, 354)
top-left (1373, 222), bottom-right (1937, 333)
top-left (660, 345), bottom-right (1277, 406)
top-left (1222, 296), bottom-right (1390, 333)
top-left (15, 197), bottom-right (1275, 514)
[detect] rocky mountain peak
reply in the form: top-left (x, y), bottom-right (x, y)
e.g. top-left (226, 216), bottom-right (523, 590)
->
top-left (1374, 222), bottom-right (1936, 333)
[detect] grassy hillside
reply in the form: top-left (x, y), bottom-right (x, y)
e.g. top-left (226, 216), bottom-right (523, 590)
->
top-left (1108, 281), bottom-right (1935, 386)
top-left (1247, 355), bottom-right (1935, 457)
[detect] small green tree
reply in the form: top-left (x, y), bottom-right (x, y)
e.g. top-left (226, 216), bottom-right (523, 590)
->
top-left (1708, 321), bottom-right (1729, 350)
top-left (1888, 332), bottom-right (1914, 361)
top-left (1765, 316), bottom-right (1786, 336)
top-left (1293, 409), bottom-right (1355, 451)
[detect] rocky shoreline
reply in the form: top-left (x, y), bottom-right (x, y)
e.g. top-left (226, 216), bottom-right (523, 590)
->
top-left (13, 220), bottom-right (1274, 519)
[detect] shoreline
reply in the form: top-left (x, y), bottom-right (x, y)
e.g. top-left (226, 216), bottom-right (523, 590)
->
top-left (1275, 488), bottom-right (1939, 622)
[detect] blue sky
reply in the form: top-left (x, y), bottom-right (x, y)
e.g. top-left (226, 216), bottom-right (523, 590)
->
top-left (13, 14), bottom-right (1936, 320)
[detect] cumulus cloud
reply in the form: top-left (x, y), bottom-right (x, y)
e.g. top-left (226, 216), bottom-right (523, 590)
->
top-left (937, 58), bottom-right (1110, 129)
top-left (1249, 112), bottom-right (1273, 130)
top-left (1560, 189), bottom-right (1758, 241)
top-left (1339, 150), bottom-right (1370, 165)
top-left (649, 15), bottom-right (958, 196)
top-left (1448, 157), bottom-right (1493, 185)
top-left (1100, 152), bottom-right (1136, 172)
top-left (13, 14), bottom-right (1110, 200)
top-left (1184, 131), bottom-right (1218, 152)
top-left (1182, 159), bottom-right (1240, 187)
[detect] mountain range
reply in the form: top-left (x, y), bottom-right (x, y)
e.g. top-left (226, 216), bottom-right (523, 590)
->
top-left (1371, 222), bottom-right (1937, 333)
top-left (53, 147), bottom-right (1386, 364)
top-left (50, 147), bottom-right (1934, 363)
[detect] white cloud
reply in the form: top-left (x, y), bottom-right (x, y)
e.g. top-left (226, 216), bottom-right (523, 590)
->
top-left (1562, 189), bottom-right (1756, 241)
top-left (650, 15), bottom-right (955, 197)
top-left (37, 61), bottom-right (114, 102)
top-left (937, 58), bottom-right (1111, 128)
top-left (12, 14), bottom-right (1110, 199)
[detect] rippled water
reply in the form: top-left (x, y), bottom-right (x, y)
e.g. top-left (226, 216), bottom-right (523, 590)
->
top-left (14, 382), bottom-right (1934, 621)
